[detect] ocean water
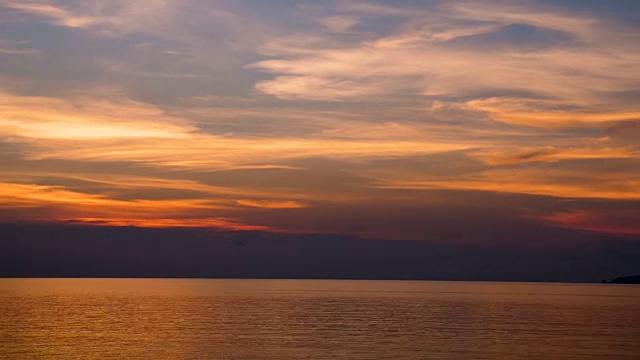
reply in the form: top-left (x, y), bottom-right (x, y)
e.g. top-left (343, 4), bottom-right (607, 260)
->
top-left (0, 279), bottom-right (639, 359)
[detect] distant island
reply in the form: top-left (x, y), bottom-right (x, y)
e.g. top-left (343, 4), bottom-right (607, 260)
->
top-left (608, 275), bottom-right (640, 284)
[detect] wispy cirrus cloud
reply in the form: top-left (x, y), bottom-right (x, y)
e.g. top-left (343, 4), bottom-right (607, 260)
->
top-left (0, 40), bottom-right (37, 55)
top-left (471, 145), bottom-right (639, 166)
top-left (252, 1), bottom-right (640, 129)
top-left (372, 165), bottom-right (640, 201)
top-left (465, 98), bottom-right (640, 129)
top-left (57, 217), bottom-right (270, 231)
top-left (1, 1), bottom-right (98, 28)
top-left (0, 92), bottom-right (473, 168)
top-left (0, 92), bottom-right (194, 140)
top-left (0, 0), bottom-right (638, 242)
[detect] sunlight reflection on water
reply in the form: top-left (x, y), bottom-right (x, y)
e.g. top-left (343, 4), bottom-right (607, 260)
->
top-left (1, 279), bottom-right (639, 359)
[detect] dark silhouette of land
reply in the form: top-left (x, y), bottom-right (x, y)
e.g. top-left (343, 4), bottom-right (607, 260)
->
top-left (609, 275), bottom-right (640, 284)
top-left (2, 223), bottom-right (639, 282)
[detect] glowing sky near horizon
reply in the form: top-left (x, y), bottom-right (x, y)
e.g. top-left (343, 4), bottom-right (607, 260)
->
top-left (0, 0), bottom-right (638, 241)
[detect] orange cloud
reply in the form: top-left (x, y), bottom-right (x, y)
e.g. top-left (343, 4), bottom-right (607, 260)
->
top-left (0, 92), bottom-right (474, 170)
top-left (373, 169), bottom-right (640, 200)
top-left (252, 2), bottom-right (639, 129)
top-left (24, 135), bottom-right (469, 168)
top-left (57, 217), bottom-right (269, 231)
top-left (1, 0), bottom-right (639, 242)
top-left (236, 199), bottom-right (307, 209)
top-left (471, 146), bottom-right (639, 166)
top-left (539, 210), bottom-right (640, 235)
top-left (466, 98), bottom-right (640, 129)
top-left (0, 182), bottom-right (229, 218)
top-left (0, 93), bottom-right (193, 140)
top-left (0, 182), bottom-right (281, 230)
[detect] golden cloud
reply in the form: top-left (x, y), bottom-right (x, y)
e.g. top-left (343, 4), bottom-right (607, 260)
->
top-left (236, 199), bottom-right (308, 209)
top-left (373, 168), bottom-right (640, 200)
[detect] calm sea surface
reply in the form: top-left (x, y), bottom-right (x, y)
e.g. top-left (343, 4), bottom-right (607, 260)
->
top-left (1, 279), bottom-right (639, 359)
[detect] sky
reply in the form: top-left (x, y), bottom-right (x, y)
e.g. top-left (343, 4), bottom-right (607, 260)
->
top-left (1, 1), bottom-right (639, 279)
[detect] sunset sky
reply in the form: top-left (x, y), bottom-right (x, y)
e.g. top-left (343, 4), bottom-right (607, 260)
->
top-left (1, 0), bottom-right (639, 258)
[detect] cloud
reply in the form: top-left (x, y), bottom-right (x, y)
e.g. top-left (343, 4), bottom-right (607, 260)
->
top-left (251, 1), bottom-right (640, 129)
top-left (446, 1), bottom-right (596, 39)
top-left (540, 210), bottom-right (640, 235)
top-left (1, 1), bottom-right (180, 36)
top-left (0, 0), bottom-right (638, 242)
top-left (0, 92), bottom-right (194, 140)
top-left (236, 199), bottom-right (308, 209)
top-left (320, 16), bottom-right (358, 33)
top-left (0, 180), bottom-right (285, 231)
top-left (465, 98), bottom-right (640, 129)
top-left (0, 48), bottom-right (37, 55)
top-left (0, 181), bottom-right (228, 212)
top-left (0, 92), bottom-right (471, 169)
top-left (27, 134), bottom-right (469, 168)
top-left (0, 40), bottom-right (37, 55)
top-left (471, 145), bottom-right (638, 166)
top-left (58, 217), bottom-right (269, 231)
top-left (372, 166), bottom-right (640, 200)
top-left (1, 1), bottom-right (98, 28)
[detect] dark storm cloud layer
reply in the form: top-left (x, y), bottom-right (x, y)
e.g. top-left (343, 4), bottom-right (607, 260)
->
top-left (2, 224), bottom-right (639, 282)
top-left (0, 0), bottom-right (639, 268)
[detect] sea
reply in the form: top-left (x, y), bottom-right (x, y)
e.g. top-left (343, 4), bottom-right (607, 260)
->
top-left (1, 279), bottom-right (638, 359)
